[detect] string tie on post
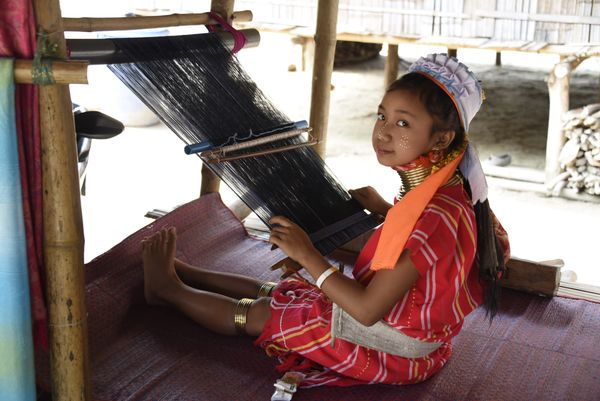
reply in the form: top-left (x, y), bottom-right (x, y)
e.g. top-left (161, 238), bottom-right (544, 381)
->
top-left (206, 12), bottom-right (247, 54)
top-left (32, 30), bottom-right (62, 85)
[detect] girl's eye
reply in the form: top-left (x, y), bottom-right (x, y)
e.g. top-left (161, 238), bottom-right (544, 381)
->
top-left (396, 120), bottom-right (408, 127)
top-left (376, 113), bottom-right (385, 121)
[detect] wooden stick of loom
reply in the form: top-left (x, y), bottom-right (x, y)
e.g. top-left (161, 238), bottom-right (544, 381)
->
top-left (14, 60), bottom-right (88, 84)
top-left (205, 140), bottom-right (319, 163)
top-left (63, 10), bottom-right (253, 32)
top-left (201, 128), bottom-right (311, 158)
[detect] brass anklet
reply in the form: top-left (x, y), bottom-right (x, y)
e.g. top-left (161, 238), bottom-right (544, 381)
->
top-left (257, 281), bottom-right (277, 298)
top-left (233, 298), bottom-right (254, 334)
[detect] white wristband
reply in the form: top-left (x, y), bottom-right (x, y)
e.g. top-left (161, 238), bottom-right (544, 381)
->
top-left (316, 266), bottom-right (338, 289)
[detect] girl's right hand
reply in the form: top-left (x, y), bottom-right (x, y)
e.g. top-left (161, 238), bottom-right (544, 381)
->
top-left (349, 186), bottom-right (392, 217)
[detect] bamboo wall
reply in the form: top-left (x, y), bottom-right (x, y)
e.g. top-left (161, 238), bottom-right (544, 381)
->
top-left (237, 0), bottom-right (600, 44)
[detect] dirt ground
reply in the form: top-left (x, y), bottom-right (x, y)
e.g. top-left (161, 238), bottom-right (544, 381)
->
top-left (76, 32), bottom-right (600, 287)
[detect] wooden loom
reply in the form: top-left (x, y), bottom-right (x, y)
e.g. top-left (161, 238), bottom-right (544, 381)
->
top-left (12, 0), bottom-right (579, 399)
top-left (22, 1), bottom-right (341, 398)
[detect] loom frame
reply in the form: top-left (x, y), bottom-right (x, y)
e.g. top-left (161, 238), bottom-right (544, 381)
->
top-left (29, 0), bottom-right (341, 398)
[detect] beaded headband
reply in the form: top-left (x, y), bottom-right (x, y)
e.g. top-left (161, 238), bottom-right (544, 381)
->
top-left (409, 53), bottom-right (488, 204)
top-left (408, 53), bottom-right (483, 132)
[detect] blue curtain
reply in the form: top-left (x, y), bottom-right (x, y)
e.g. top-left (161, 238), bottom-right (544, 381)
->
top-left (0, 58), bottom-right (36, 400)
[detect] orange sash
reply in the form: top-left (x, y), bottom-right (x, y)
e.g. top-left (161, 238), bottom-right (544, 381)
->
top-left (370, 151), bottom-right (464, 271)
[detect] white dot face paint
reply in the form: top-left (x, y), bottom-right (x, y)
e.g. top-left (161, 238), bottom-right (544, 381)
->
top-left (376, 121), bottom-right (388, 140)
top-left (396, 133), bottom-right (410, 150)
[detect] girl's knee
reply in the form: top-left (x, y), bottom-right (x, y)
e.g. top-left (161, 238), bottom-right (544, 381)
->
top-left (245, 297), bottom-right (272, 337)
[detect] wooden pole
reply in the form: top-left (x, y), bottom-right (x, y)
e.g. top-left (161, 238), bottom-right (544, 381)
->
top-left (32, 0), bottom-right (90, 399)
top-left (199, 0), bottom-right (236, 195)
top-left (384, 43), bottom-right (399, 90)
top-left (210, 0), bottom-right (235, 21)
top-left (545, 54), bottom-right (589, 190)
top-left (14, 60), bottom-right (88, 84)
top-left (200, 163), bottom-right (221, 196)
top-left (310, 0), bottom-right (339, 158)
top-left (63, 10), bottom-right (252, 32)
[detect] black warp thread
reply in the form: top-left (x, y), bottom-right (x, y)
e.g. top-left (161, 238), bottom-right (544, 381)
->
top-left (107, 33), bottom-right (379, 255)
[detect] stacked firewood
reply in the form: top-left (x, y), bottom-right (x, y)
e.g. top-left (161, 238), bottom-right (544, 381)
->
top-left (554, 104), bottom-right (600, 196)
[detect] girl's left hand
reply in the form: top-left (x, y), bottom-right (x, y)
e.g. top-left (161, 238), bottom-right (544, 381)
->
top-left (269, 216), bottom-right (319, 265)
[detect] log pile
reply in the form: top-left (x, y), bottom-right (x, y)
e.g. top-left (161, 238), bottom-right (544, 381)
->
top-left (552, 103), bottom-right (600, 196)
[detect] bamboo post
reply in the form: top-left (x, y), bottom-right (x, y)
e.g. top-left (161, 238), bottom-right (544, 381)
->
top-left (211, 0), bottom-right (235, 20)
top-left (14, 60), bottom-right (88, 84)
top-left (63, 10), bottom-right (252, 31)
top-left (200, 163), bottom-right (221, 196)
top-left (32, 0), bottom-right (90, 399)
top-left (310, 0), bottom-right (339, 158)
top-left (384, 43), bottom-right (399, 90)
top-left (545, 55), bottom-right (587, 190)
top-left (302, 36), bottom-right (315, 73)
top-left (199, 0), bottom-right (236, 196)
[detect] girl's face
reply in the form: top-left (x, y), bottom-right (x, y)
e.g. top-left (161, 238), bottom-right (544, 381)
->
top-left (372, 89), bottom-right (440, 167)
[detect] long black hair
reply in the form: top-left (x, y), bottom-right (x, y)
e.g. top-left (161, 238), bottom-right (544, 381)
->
top-left (387, 72), bottom-right (506, 318)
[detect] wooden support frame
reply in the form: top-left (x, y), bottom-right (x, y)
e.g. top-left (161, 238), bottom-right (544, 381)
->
top-left (383, 43), bottom-right (399, 90)
top-left (310, 0), bottom-right (340, 157)
top-left (32, 0), bottom-right (91, 399)
top-left (501, 257), bottom-right (561, 297)
top-left (33, 1), bottom-right (251, 398)
top-left (199, 0), bottom-right (237, 196)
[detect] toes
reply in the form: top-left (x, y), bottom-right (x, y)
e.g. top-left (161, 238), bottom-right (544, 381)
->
top-left (166, 228), bottom-right (177, 257)
top-left (142, 228), bottom-right (177, 255)
top-left (159, 228), bottom-right (169, 252)
top-left (149, 232), bottom-right (161, 252)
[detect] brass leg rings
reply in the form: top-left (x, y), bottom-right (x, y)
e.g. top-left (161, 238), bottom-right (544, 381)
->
top-left (233, 298), bottom-right (254, 334)
top-left (257, 281), bottom-right (277, 298)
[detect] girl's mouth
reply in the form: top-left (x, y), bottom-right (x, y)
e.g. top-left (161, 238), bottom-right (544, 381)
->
top-left (377, 148), bottom-right (394, 155)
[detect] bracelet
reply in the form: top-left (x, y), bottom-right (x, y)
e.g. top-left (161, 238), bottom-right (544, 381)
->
top-left (316, 266), bottom-right (338, 289)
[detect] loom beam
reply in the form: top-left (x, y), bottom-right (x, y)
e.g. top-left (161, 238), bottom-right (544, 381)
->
top-left (14, 59), bottom-right (88, 84)
top-left (67, 29), bottom-right (260, 65)
top-left (63, 10), bottom-right (253, 32)
top-left (185, 120), bottom-right (309, 155)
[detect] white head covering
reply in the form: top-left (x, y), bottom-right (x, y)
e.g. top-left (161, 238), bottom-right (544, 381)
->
top-left (408, 53), bottom-right (488, 204)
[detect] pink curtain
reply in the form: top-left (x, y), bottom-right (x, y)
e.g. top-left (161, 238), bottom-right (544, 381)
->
top-left (0, 0), bottom-right (47, 350)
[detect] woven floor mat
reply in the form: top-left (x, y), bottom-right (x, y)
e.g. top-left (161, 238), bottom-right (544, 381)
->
top-left (36, 194), bottom-right (600, 400)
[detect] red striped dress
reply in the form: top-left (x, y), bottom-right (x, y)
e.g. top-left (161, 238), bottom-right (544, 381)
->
top-left (255, 184), bottom-right (507, 387)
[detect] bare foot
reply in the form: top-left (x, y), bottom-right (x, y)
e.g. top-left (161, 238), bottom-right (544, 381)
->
top-left (142, 227), bottom-right (183, 306)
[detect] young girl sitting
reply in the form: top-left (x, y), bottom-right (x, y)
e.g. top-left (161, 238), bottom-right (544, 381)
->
top-left (142, 53), bottom-right (510, 387)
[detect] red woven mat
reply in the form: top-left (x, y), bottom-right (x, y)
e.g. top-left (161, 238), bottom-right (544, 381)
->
top-left (36, 194), bottom-right (600, 400)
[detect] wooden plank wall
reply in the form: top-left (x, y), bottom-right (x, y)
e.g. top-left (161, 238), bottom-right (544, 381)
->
top-left (237, 0), bottom-right (600, 46)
